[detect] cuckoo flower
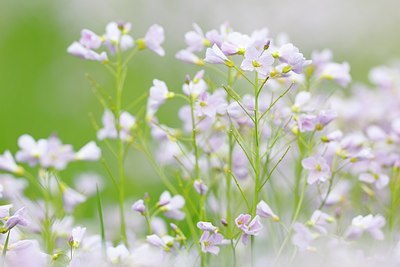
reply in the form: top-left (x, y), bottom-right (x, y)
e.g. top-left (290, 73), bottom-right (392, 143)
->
top-left (67, 42), bottom-right (107, 62)
top-left (256, 200), bottom-right (279, 221)
top-left (97, 110), bottom-right (136, 142)
top-left (176, 49), bottom-right (204, 65)
top-left (69, 226), bottom-right (86, 249)
top-left (0, 151), bottom-right (23, 175)
top-left (131, 199), bottom-right (146, 214)
top-left (306, 210), bottom-right (334, 234)
top-left (158, 191), bottom-right (185, 220)
top-left (40, 136), bottom-right (75, 170)
top-left (235, 214), bottom-right (263, 245)
top-left (345, 214), bottom-right (386, 240)
top-left (292, 223), bottom-right (318, 251)
top-left (199, 231), bottom-right (224, 255)
top-left (182, 70), bottom-right (207, 97)
top-left (147, 79), bottom-right (174, 119)
top-left (107, 244), bottom-right (130, 264)
top-left (302, 156), bottom-right (331, 184)
top-left (75, 141), bottom-right (101, 161)
top-left (240, 46), bottom-right (274, 76)
top-left (146, 234), bottom-right (175, 252)
top-left (104, 21), bottom-right (134, 53)
top-left (320, 62), bottom-right (351, 87)
top-left (221, 32), bottom-right (252, 55)
top-left (204, 44), bottom-right (232, 66)
top-left (15, 135), bottom-right (47, 167)
top-left (137, 24), bottom-right (165, 56)
top-left (275, 43), bottom-right (309, 74)
top-left (4, 207), bottom-right (29, 232)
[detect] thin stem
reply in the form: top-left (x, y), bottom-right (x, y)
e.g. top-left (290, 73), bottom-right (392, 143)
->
top-left (1, 230), bottom-right (11, 267)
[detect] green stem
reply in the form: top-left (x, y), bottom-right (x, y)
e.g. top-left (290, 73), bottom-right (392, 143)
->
top-left (1, 230), bottom-right (11, 267)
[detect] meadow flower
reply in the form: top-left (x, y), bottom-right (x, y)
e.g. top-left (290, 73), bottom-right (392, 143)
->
top-left (40, 136), bottom-right (75, 170)
top-left (292, 222), bottom-right (318, 251)
top-left (302, 156), bottom-right (331, 184)
top-left (275, 43), bottom-right (309, 74)
top-left (195, 90), bottom-right (227, 118)
top-left (235, 214), bottom-right (263, 245)
top-left (15, 135), bottom-right (47, 166)
top-left (104, 21), bottom-right (134, 52)
top-left (306, 210), bottom-right (334, 234)
top-left (240, 46), bottom-right (274, 76)
top-left (199, 230), bottom-right (224, 255)
top-left (79, 29), bottom-right (102, 49)
top-left (182, 70), bottom-right (207, 97)
top-left (146, 234), bottom-right (175, 252)
top-left (107, 244), bottom-right (130, 264)
top-left (70, 226), bottom-right (86, 249)
top-left (131, 199), bottom-right (146, 214)
top-left (204, 44), bottom-right (232, 66)
top-left (75, 141), bottom-right (101, 161)
top-left (221, 32), bottom-right (252, 55)
top-left (5, 240), bottom-right (49, 267)
top-left (176, 49), bottom-right (204, 65)
top-left (0, 151), bottom-right (23, 175)
top-left (320, 62), bottom-right (351, 87)
top-left (358, 167), bottom-right (389, 190)
top-left (256, 200), bottom-right (279, 221)
top-left (97, 110), bottom-right (136, 141)
top-left (62, 185), bottom-right (87, 213)
top-left (67, 42), bottom-right (108, 62)
top-left (197, 221), bottom-right (218, 232)
top-left (4, 207), bottom-right (29, 231)
top-left (0, 204), bottom-right (12, 218)
top-left (158, 191), bottom-right (185, 220)
top-left (137, 24), bottom-right (165, 56)
top-left (345, 214), bottom-right (386, 240)
top-left (147, 79), bottom-right (174, 119)
top-left (194, 179), bottom-right (208, 195)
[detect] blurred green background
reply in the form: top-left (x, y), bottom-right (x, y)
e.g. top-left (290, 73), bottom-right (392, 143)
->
top-left (1, 0), bottom-right (399, 216)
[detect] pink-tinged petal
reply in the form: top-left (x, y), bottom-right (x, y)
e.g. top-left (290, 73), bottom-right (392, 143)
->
top-left (359, 173), bottom-right (375, 184)
top-left (301, 157), bottom-right (317, 170)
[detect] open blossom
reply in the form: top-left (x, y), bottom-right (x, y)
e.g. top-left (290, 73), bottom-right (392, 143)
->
top-left (97, 110), bottom-right (136, 141)
top-left (147, 79), bottom-right (174, 119)
top-left (70, 226), bottom-right (86, 249)
top-left (194, 179), bottom-right (208, 195)
top-left (107, 244), bottom-right (130, 264)
top-left (195, 90), bottom-right (227, 119)
top-left (182, 70), bottom-right (207, 97)
top-left (104, 21), bottom-right (134, 52)
top-left (292, 222), bottom-right (318, 251)
top-left (0, 151), bottom-right (23, 174)
top-left (176, 49), bottom-right (204, 65)
top-left (235, 214), bottom-right (263, 245)
top-left (158, 191), bottom-right (185, 220)
top-left (4, 207), bottom-right (29, 232)
top-left (240, 46), bottom-right (274, 76)
top-left (221, 32), bottom-right (252, 55)
top-left (204, 44), bottom-right (232, 66)
top-left (137, 24), bottom-right (165, 56)
top-left (0, 204), bottom-right (12, 218)
top-left (359, 167), bottom-right (389, 190)
top-left (67, 42), bottom-right (107, 62)
top-left (320, 62), bottom-right (351, 87)
top-left (15, 135), bottom-right (47, 166)
top-left (302, 156), bottom-right (331, 184)
top-left (39, 136), bottom-right (75, 170)
top-left (275, 43), bottom-right (309, 74)
top-left (306, 210), bottom-right (334, 234)
top-left (75, 141), bottom-right (101, 161)
top-left (199, 230), bottom-right (224, 255)
top-left (62, 185), bottom-right (87, 213)
top-left (256, 200), bottom-right (279, 221)
top-left (146, 234), bottom-right (175, 252)
top-left (345, 214), bottom-right (386, 240)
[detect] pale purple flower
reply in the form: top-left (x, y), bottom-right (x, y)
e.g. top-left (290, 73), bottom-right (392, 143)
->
top-left (40, 136), bottom-right (75, 170)
top-left (107, 244), bottom-right (130, 264)
top-left (79, 29), bottom-right (102, 50)
top-left (70, 226), bottom-right (86, 248)
top-left (197, 221), bottom-right (218, 232)
top-left (15, 135), bottom-right (47, 167)
top-left (5, 240), bottom-right (49, 267)
top-left (0, 151), bottom-right (23, 174)
top-left (320, 62), bottom-right (351, 87)
top-left (142, 24), bottom-right (165, 56)
top-left (194, 179), bottom-right (208, 195)
top-left (276, 43), bottom-right (309, 74)
top-left (311, 49), bottom-right (333, 69)
top-left (74, 172), bottom-right (103, 196)
top-left (322, 130), bottom-right (343, 143)
top-left (369, 66), bottom-right (395, 89)
top-left (297, 114), bottom-right (317, 132)
top-left (302, 156), bottom-right (331, 184)
top-left (256, 200), bottom-right (279, 221)
top-left (291, 91), bottom-right (312, 113)
top-left (158, 191), bottom-right (185, 220)
top-left (62, 186), bottom-right (86, 213)
top-left (204, 44), bottom-right (232, 66)
top-left (175, 49), bottom-right (204, 65)
top-left (184, 23), bottom-right (215, 52)
top-left (359, 170), bottom-right (389, 190)
top-left (221, 32), bottom-right (252, 55)
top-left (104, 21), bottom-right (134, 52)
top-left (292, 222), bottom-right (317, 251)
top-left (199, 231), bottom-right (224, 255)
top-left (146, 234), bottom-right (174, 252)
top-left (235, 214), bottom-right (263, 245)
top-left (182, 70), bottom-right (207, 97)
top-left (67, 42), bottom-right (108, 62)
top-left (195, 90), bottom-right (227, 118)
top-left (0, 204), bottom-right (12, 218)
top-left (307, 210), bottom-right (334, 234)
top-left (97, 110), bottom-right (136, 142)
top-left (131, 199), bottom-right (146, 214)
top-left (250, 28), bottom-right (270, 49)
top-left (5, 207), bottom-right (29, 231)
top-left (345, 214), bottom-right (386, 240)
top-left (147, 79), bottom-right (174, 119)
top-left (315, 109), bottom-right (337, 130)
top-left (240, 46), bottom-right (274, 76)
top-left (75, 141), bottom-right (101, 161)
top-left (119, 111), bottom-right (136, 141)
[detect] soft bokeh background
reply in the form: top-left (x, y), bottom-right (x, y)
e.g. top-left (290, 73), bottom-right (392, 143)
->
top-left (1, 0), bottom-right (399, 217)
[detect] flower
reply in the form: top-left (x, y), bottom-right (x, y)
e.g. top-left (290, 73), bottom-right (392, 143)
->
top-left (158, 191), bottom-right (185, 220)
top-left (176, 49), bottom-right (204, 65)
top-left (15, 135), bottom-right (47, 167)
top-left (147, 79), bottom-right (174, 119)
top-left (199, 231), bottom-right (224, 255)
top-left (4, 207), bottom-right (29, 232)
top-left (107, 244), bottom-right (130, 264)
top-left (221, 32), bottom-right (252, 55)
top-left (302, 156), bottom-right (331, 184)
top-left (235, 214), bottom-right (263, 245)
top-left (345, 214), bottom-right (386, 240)
top-left (69, 226), bottom-right (86, 249)
top-left (240, 46), bottom-right (274, 76)
top-left (320, 62), bottom-right (351, 87)
top-left (292, 222), bottom-right (318, 251)
top-left (194, 180), bottom-right (208, 195)
top-left (256, 200), bottom-right (279, 221)
top-left (131, 199), bottom-right (146, 214)
top-left (306, 210), bottom-right (334, 234)
top-left (137, 24), bottom-right (165, 56)
top-left (75, 141), bottom-right (101, 161)
top-left (104, 21), bottom-right (134, 53)
top-left (40, 136), bottom-right (75, 170)
top-left (182, 70), bottom-right (207, 97)
top-left (97, 110), bottom-right (136, 142)
top-left (197, 221), bottom-right (218, 232)
top-left (0, 151), bottom-right (24, 175)
top-left (61, 185), bottom-right (87, 213)
top-left (275, 43), bottom-right (309, 74)
top-left (204, 44), bottom-right (232, 66)
top-left (67, 42), bottom-right (108, 62)
top-left (146, 234), bottom-right (175, 252)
